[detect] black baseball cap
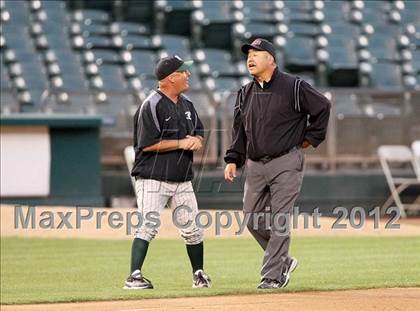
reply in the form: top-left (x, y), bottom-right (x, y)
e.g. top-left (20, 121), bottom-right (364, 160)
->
top-left (241, 38), bottom-right (276, 60)
top-left (155, 55), bottom-right (193, 81)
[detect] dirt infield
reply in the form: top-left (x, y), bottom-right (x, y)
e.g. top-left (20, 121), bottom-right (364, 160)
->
top-left (2, 288), bottom-right (419, 311)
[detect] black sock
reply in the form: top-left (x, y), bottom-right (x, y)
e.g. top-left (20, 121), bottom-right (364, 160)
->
top-left (130, 238), bottom-right (149, 273)
top-left (186, 242), bottom-right (203, 273)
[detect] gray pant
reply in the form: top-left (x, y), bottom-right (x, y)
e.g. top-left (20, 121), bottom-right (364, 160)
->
top-left (244, 148), bottom-right (304, 282)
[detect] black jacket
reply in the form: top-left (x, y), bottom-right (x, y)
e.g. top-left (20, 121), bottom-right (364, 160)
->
top-left (132, 90), bottom-right (204, 182)
top-left (224, 68), bottom-right (331, 168)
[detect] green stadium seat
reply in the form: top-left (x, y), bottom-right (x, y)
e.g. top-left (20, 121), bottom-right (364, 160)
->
top-left (369, 62), bottom-right (403, 89)
top-left (243, 22), bottom-right (287, 42)
top-left (288, 22), bottom-right (322, 37)
top-left (130, 50), bottom-right (157, 78)
top-left (72, 9), bottom-right (110, 24)
top-left (326, 45), bottom-right (359, 87)
top-left (96, 64), bottom-right (127, 91)
top-left (121, 35), bottom-right (155, 50)
top-left (121, 0), bottom-right (154, 24)
top-left (109, 22), bottom-right (150, 36)
top-left (284, 36), bottom-right (317, 72)
top-left (155, 0), bottom-right (200, 36)
top-left (194, 48), bottom-right (241, 78)
top-left (153, 34), bottom-right (192, 60)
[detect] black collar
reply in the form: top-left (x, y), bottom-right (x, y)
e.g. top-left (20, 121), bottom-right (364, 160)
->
top-left (253, 67), bottom-right (279, 89)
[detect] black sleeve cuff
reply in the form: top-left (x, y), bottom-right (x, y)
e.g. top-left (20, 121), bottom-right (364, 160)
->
top-left (224, 152), bottom-right (246, 168)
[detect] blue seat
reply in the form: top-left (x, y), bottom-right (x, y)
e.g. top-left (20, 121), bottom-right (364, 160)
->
top-left (72, 9), bottom-right (110, 24)
top-left (97, 65), bottom-right (127, 91)
top-left (2, 28), bottom-right (34, 50)
top-left (91, 50), bottom-right (121, 64)
top-left (367, 35), bottom-right (399, 62)
top-left (110, 22), bottom-right (150, 36)
top-left (326, 45), bottom-right (359, 86)
top-left (196, 48), bottom-right (240, 78)
top-left (370, 63), bottom-right (403, 89)
top-left (204, 77), bottom-right (240, 92)
top-left (154, 34), bottom-right (191, 59)
top-left (130, 50), bottom-right (157, 78)
top-left (0, 63), bottom-right (12, 89)
top-left (84, 35), bottom-right (114, 49)
top-left (244, 22), bottom-right (285, 42)
top-left (284, 36), bottom-right (317, 72)
top-left (155, 0), bottom-right (199, 36)
top-left (288, 22), bottom-right (321, 37)
top-left (71, 22), bottom-right (110, 36)
top-left (121, 35), bottom-right (155, 50)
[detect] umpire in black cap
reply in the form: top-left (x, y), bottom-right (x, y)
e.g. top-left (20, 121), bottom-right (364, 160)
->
top-left (224, 38), bottom-right (331, 289)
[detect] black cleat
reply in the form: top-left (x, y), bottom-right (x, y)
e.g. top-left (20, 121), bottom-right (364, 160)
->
top-left (123, 270), bottom-right (153, 289)
top-left (192, 269), bottom-right (212, 288)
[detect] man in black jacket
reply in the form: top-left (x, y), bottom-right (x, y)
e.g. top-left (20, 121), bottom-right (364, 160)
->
top-left (224, 38), bottom-right (331, 289)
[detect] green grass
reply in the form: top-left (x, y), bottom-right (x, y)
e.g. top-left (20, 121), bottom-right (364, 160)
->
top-left (1, 236), bottom-right (420, 304)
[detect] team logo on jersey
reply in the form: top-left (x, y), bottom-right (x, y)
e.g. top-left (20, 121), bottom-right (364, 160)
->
top-left (185, 111), bottom-right (192, 120)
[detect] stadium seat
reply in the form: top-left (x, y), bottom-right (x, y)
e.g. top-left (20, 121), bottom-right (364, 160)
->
top-left (153, 34), bottom-right (192, 59)
top-left (203, 76), bottom-right (240, 93)
top-left (0, 90), bottom-right (20, 113)
top-left (72, 9), bottom-right (110, 24)
top-left (288, 22), bottom-right (322, 37)
top-left (155, 0), bottom-right (200, 36)
top-left (325, 44), bottom-right (359, 87)
top-left (366, 35), bottom-right (399, 62)
top-left (284, 36), bottom-right (317, 72)
top-left (194, 48), bottom-right (241, 78)
top-left (70, 22), bottom-right (110, 36)
top-left (243, 22), bottom-right (287, 42)
top-left (192, 1), bottom-right (243, 50)
top-left (83, 35), bottom-right (115, 50)
top-left (109, 21), bottom-right (150, 36)
top-left (129, 50), bottom-right (157, 79)
top-left (369, 63), bottom-right (403, 89)
top-left (121, 0), bottom-right (154, 24)
top-left (121, 35), bottom-right (155, 50)
top-left (90, 49), bottom-right (121, 65)
top-left (96, 64), bottom-right (127, 91)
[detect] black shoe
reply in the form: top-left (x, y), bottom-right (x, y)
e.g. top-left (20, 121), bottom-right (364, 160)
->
top-left (280, 257), bottom-right (298, 288)
top-left (257, 278), bottom-right (282, 289)
top-left (192, 269), bottom-right (212, 288)
top-left (257, 257), bottom-right (298, 289)
top-left (123, 270), bottom-right (153, 289)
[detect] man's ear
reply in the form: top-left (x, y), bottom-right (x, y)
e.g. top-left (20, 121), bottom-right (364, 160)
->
top-left (268, 54), bottom-right (275, 65)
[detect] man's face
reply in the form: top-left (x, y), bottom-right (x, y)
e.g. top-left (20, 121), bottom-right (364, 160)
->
top-left (247, 49), bottom-right (272, 76)
top-left (170, 69), bottom-right (190, 93)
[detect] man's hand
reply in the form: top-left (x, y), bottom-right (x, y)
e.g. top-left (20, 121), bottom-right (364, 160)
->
top-left (179, 136), bottom-right (203, 151)
top-left (224, 163), bottom-right (237, 182)
top-left (302, 140), bottom-right (311, 149)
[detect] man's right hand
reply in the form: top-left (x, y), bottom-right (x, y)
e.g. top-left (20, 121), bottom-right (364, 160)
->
top-left (179, 136), bottom-right (203, 151)
top-left (224, 163), bottom-right (237, 182)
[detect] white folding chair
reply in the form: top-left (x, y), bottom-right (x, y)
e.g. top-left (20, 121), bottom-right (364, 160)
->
top-left (378, 145), bottom-right (420, 218)
top-left (412, 141), bottom-right (420, 179)
top-left (123, 145), bottom-right (136, 192)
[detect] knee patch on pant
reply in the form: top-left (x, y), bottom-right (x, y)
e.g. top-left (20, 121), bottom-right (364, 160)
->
top-left (135, 226), bottom-right (158, 242)
top-left (181, 227), bottom-right (203, 245)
